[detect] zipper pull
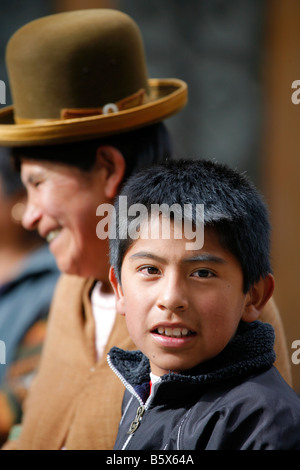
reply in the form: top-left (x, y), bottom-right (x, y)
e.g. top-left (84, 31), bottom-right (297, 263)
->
top-left (127, 405), bottom-right (145, 435)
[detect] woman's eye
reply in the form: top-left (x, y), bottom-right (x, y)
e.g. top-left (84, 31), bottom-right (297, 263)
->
top-left (30, 180), bottom-right (42, 189)
top-left (192, 269), bottom-right (214, 278)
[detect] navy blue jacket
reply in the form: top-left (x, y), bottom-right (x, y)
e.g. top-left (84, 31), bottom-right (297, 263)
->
top-left (108, 321), bottom-right (300, 450)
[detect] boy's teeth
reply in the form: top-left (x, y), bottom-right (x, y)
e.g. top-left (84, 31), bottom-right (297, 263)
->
top-left (157, 327), bottom-right (190, 337)
top-left (173, 328), bottom-right (181, 337)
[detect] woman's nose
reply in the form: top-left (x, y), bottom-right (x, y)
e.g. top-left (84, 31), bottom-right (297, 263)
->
top-left (22, 201), bottom-right (42, 230)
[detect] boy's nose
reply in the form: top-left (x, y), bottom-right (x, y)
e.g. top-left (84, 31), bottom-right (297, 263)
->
top-left (157, 274), bottom-right (189, 312)
top-left (22, 201), bottom-right (42, 231)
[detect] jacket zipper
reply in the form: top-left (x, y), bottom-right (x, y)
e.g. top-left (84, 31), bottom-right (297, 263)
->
top-left (107, 354), bottom-right (161, 449)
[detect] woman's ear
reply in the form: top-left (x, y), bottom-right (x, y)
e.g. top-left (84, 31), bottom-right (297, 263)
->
top-left (109, 266), bottom-right (126, 316)
top-left (242, 274), bottom-right (275, 323)
top-left (96, 145), bottom-right (126, 199)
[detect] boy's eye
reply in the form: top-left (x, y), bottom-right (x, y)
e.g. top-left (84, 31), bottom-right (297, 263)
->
top-left (192, 269), bottom-right (215, 278)
top-left (138, 266), bottom-right (161, 276)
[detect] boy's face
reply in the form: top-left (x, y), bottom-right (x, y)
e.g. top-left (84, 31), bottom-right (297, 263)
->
top-left (111, 219), bottom-right (261, 377)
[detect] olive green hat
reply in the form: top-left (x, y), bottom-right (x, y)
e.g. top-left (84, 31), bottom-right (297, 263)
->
top-left (0, 9), bottom-right (187, 146)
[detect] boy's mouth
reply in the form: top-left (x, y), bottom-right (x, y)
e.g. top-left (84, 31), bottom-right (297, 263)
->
top-left (152, 327), bottom-right (196, 338)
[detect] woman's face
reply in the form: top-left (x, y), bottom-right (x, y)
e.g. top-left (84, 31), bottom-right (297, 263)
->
top-left (21, 158), bottom-right (111, 281)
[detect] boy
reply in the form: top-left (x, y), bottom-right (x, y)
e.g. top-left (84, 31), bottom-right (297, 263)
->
top-left (108, 159), bottom-right (300, 450)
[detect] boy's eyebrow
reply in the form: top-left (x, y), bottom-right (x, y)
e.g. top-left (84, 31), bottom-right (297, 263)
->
top-left (129, 252), bottom-right (226, 264)
top-left (129, 252), bottom-right (166, 264)
top-left (182, 254), bottom-right (227, 264)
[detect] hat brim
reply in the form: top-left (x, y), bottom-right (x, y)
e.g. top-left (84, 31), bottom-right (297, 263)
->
top-left (0, 78), bottom-right (187, 147)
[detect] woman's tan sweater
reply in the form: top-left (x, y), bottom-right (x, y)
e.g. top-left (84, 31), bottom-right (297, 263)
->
top-left (4, 274), bottom-right (292, 450)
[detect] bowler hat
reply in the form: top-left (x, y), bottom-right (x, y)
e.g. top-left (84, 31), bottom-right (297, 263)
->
top-left (0, 9), bottom-right (187, 146)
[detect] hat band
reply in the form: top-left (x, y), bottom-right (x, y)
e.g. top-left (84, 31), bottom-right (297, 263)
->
top-left (15, 88), bottom-right (147, 124)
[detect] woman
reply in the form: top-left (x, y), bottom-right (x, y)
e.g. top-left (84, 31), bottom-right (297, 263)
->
top-left (0, 148), bottom-right (59, 444)
top-left (0, 9), bottom-right (290, 450)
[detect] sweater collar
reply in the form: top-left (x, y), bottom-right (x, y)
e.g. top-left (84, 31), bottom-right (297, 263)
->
top-left (108, 321), bottom-right (275, 389)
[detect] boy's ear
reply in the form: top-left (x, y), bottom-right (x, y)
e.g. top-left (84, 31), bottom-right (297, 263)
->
top-left (109, 266), bottom-right (126, 316)
top-left (96, 145), bottom-right (126, 199)
top-left (242, 274), bottom-right (275, 323)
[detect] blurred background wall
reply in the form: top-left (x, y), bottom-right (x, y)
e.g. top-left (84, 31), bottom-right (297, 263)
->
top-left (0, 0), bottom-right (299, 392)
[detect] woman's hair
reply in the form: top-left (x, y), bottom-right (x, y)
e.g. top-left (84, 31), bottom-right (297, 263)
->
top-left (12, 122), bottom-right (173, 182)
top-left (110, 159), bottom-right (272, 293)
top-left (0, 147), bottom-right (25, 198)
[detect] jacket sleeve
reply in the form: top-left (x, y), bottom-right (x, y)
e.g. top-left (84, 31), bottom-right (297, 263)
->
top-left (194, 402), bottom-right (300, 450)
top-left (183, 370), bottom-right (300, 450)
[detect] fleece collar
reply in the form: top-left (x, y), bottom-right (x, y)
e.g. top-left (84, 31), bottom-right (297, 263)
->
top-left (108, 321), bottom-right (275, 388)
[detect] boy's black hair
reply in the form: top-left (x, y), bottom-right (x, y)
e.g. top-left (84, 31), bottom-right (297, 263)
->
top-left (109, 159), bottom-right (272, 293)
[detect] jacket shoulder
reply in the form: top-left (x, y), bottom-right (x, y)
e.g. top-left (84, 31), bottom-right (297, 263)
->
top-left (181, 367), bottom-right (300, 450)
